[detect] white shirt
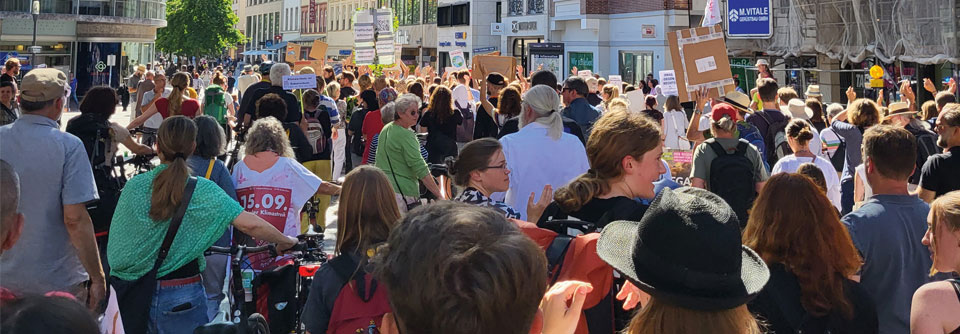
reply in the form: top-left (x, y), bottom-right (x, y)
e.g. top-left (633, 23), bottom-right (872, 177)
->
top-left (237, 74), bottom-right (259, 96)
top-left (495, 122), bottom-right (590, 219)
top-left (771, 154), bottom-right (842, 211)
top-left (663, 109), bottom-right (690, 150)
top-left (141, 86), bottom-right (172, 129)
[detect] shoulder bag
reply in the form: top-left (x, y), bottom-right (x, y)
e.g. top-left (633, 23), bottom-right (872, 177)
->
top-left (107, 177), bottom-right (198, 334)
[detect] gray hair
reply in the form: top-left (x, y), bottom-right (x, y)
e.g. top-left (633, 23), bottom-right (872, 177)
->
top-left (269, 63), bottom-right (292, 86)
top-left (393, 93), bottom-right (421, 121)
top-left (380, 102), bottom-right (397, 124)
top-left (1, 160), bottom-right (20, 225)
top-left (520, 85), bottom-right (564, 140)
top-left (826, 103), bottom-right (844, 120)
top-left (193, 115), bottom-right (225, 159)
top-left (244, 117), bottom-right (294, 158)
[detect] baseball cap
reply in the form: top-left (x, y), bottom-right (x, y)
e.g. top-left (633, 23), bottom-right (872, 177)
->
top-left (486, 72), bottom-right (505, 86)
top-left (711, 103), bottom-right (739, 122)
top-left (20, 68), bottom-right (67, 102)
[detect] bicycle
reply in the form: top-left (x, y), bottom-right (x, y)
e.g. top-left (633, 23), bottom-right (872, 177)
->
top-left (289, 228), bottom-right (328, 334)
top-left (115, 152), bottom-right (157, 178)
top-left (196, 243), bottom-right (277, 334)
top-left (225, 124), bottom-right (246, 173)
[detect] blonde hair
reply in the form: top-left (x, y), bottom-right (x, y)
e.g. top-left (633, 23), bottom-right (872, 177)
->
top-left (554, 111), bottom-right (661, 212)
top-left (601, 84), bottom-right (621, 110)
top-left (607, 97), bottom-right (629, 111)
top-left (625, 298), bottom-right (762, 334)
top-left (712, 115), bottom-right (737, 134)
top-left (244, 117), bottom-right (295, 158)
top-left (325, 82), bottom-right (341, 100)
top-left (167, 72), bottom-right (191, 117)
top-left (930, 191), bottom-right (960, 275)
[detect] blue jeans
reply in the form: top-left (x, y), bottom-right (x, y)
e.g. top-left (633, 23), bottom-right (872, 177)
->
top-left (840, 176), bottom-right (854, 216)
top-left (201, 254), bottom-right (229, 321)
top-left (147, 279), bottom-right (208, 334)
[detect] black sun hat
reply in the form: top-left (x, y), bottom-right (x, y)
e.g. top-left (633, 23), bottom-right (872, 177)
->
top-left (597, 187), bottom-right (769, 311)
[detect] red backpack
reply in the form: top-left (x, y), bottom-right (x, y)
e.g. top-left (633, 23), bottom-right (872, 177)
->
top-left (326, 255), bottom-right (392, 334)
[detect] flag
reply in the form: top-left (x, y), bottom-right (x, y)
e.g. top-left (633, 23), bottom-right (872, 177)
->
top-left (702, 0), bottom-right (722, 27)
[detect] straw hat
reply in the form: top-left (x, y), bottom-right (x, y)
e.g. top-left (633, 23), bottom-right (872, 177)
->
top-left (781, 98), bottom-right (813, 120)
top-left (805, 84), bottom-right (822, 97)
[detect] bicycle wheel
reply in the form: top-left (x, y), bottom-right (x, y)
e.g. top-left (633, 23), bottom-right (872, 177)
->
top-left (247, 314), bottom-right (270, 334)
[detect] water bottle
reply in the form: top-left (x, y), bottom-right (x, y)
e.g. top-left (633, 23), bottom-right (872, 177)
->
top-left (241, 268), bottom-right (254, 302)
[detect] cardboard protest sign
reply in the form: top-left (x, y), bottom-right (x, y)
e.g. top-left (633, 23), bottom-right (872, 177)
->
top-left (286, 44), bottom-right (301, 63)
top-left (578, 70), bottom-right (593, 78)
top-left (309, 40), bottom-right (328, 61)
top-left (293, 59), bottom-right (325, 73)
top-left (282, 74), bottom-right (318, 90)
top-left (666, 24), bottom-right (736, 102)
top-left (662, 149), bottom-right (694, 186)
top-left (471, 55), bottom-right (518, 83)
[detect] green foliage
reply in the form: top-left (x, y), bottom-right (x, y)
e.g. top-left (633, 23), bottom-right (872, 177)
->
top-left (157, 0), bottom-right (245, 58)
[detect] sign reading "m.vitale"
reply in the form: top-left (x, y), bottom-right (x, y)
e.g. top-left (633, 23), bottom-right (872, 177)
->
top-left (726, 0), bottom-right (773, 39)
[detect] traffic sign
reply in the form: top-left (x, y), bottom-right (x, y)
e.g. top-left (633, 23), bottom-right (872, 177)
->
top-left (726, 0), bottom-right (773, 39)
top-left (107, 54), bottom-right (116, 66)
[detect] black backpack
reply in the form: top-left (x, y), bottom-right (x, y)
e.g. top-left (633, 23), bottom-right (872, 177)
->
top-left (707, 140), bottom-right (757, 227)
top-left (756, 112), bottom-right (792, 167)
top-left (65, 114), bottom-right (126, 234)
top-left (911, 127), bottom-right (940, 184)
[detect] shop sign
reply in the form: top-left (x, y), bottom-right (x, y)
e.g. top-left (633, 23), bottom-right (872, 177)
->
top-left (473, 46), bottom-right (498, 54)
top-left (309, 0), bottom-right (316, 24)
top-left (502, 17), bottom-right (547, 36)
top-left (511, 21), bottom-right (537, 33)
top-left (726, 0), bottom-right (773, 39)
top-left (569, 52), bottom-right (594, 73)
top-left (641, 25), bottom-right (656, 39)
top-left (455, 32), bottom-right (467, 39)
top-left (491, 23), bottom-right (504, 35)
top-left (1, 18), bottom-right (76, 36)
top-left (455, 42), bottom-right (467, 47)
top-left (439, 42), bottom-right (452, 47)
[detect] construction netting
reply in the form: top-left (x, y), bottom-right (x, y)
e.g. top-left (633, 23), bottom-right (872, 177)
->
top-left (725, 0), bottom-right (960, 65)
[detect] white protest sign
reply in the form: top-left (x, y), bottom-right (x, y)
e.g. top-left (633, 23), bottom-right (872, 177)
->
top-left (578, 70), bottom-right (593, 78)
top-left (354, 24), bottom-right (375, 41)
top-left (355, 48), bottom-right (376, 65)
top-left (658, 70), bottom-right (679, 96)
top-left (608, 75), bottom-right (622, 88)
top-left (282, 74), bottom-right (318, 90)
top-left (625, 90), bottom-right (646, 113)
top-left (450, 50), bottom-right (467, 70)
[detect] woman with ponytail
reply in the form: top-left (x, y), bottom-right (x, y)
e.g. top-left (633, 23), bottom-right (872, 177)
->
top-left (499, 84), bottom-right (589, 220)
top-left (127, 72), bottom-right (201, 129)
top-left (771, 118), bottom-right (842, 210)
top-left (541, 107), bottom-right (665, 226)
top-left (107, 116), bottom-right (296, 332)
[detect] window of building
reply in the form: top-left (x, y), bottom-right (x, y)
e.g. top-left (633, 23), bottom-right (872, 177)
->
top-left (618, 51), bottom-right (654, 85)
top-left (508, 0), bottom-right (522, 16)
top-left (496, 2), bottom-right (501, 22)
top-left (437, 3), bottom-right (468, 26)
top-left (391, 0), bottom-right (421, 25)
top-left (526, 0), bottom-right (542, 14)
top-left (423, 0), bottom-right (437, 23)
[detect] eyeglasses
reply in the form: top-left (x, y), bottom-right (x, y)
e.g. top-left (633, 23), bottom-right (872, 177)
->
top-left (483, 163), bottom-right (507, 170)
top-left (935, 123), bottom-right (957, 132)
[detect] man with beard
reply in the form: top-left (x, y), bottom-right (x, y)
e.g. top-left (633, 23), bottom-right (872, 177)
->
top-left (918, 103), bottom-right (960, 202)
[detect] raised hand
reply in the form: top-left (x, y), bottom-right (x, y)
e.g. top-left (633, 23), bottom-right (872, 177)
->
top-left (571, 66), bottom-right (578, 76)
top-left (540, 281), bottom-right (593, 334)
top-left (899, 80), bottom-right (916, 103)
top-left (949, 77), bottom-right (958, 94)
top-left (846, 86), bottom-right (856, 103)
top-left (876, 89), bottom-right (884, 106)
top-left (923, 78), bottom-right (938, 94)
top-left (616, 280), bottom-right (651, 310)
top-left (526, 185), bottom-right (553, 225)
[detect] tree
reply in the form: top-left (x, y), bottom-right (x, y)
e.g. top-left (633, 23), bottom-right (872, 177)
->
top-left (156, 0), bottom-right (245, 58)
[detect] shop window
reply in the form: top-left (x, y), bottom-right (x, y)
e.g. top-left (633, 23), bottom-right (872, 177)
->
top-left (618, 51), bottom-right (654, 85)
top-left (568, 52), bottom-right (594, 74)
top-left (79, 0), bottom-right (113, 16)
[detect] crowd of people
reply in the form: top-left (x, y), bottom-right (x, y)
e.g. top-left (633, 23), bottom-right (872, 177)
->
top-left (0, 52), bottom-right (959, 334)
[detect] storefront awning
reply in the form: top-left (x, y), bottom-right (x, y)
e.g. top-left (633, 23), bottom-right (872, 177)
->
top-left (241, 50), bottom-right (272, 56)
top-left (263, 42), bottom-right (287, 51)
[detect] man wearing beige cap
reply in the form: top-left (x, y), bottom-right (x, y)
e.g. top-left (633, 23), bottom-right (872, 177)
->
top-left (0, 68), bottom-right (105, 310)
top-left (883, 101), bottom-right (939, 191)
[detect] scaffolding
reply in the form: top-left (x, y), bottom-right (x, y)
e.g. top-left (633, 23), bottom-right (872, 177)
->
top-left (725, 0), bottom-right (960, 65)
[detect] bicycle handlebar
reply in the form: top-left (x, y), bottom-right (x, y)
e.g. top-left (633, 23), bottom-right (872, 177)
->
top-left (205, 244), bottom-right (277, 257)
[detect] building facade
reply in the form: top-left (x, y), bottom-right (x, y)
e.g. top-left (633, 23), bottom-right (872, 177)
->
top-left (0, 0), bottom-right (166, 95)
top-left (497, 0), bottom-right (548, 70)
top-left (243, 0), bottom-right (283, 62)
top-left (388, 0), bottom-right (438, 68)
top-left (435, 0), bottom-right (497, 69)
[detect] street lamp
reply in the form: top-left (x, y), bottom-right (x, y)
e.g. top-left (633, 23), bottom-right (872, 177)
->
top-left (30, 0), bottom-right (40, 69)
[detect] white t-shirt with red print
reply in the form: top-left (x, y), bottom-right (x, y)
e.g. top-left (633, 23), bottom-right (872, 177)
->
top-left (232, 156), bottom-right (321, 269)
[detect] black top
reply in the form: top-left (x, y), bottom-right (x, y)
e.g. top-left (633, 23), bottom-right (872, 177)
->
top-left (538, 196), bottom-right (647, 231)
top-left (920, 146), bottom-right (960, 198)
top-left (497, 115), bottom-right (587, 145)
top-left (304, 108), bottom-right (333, 161)
top-left (340, 86), bottom-right (357, 99)
top-left (349, 108), bottom-right (370, 154)
top-left (586, 93), bottom-right (602, 107)
top-left (748, 262), bottom-right (879, 334)
top-left (238, 81), bottom-right (271, 119)
top-left (419, 109), bottom-right (463, 164)
top-left (227, 76), bottom-right (236, 92)
top-left (0, 73), bottom-right (16, 85)
top-left (282, 122), bottom-right (315, 163)
top-left (641, 109), bottom-right (664, 123)
top-left (474, 97), bottom-right (500, 139)
top-left (244, 86), bottom-right (304, 126)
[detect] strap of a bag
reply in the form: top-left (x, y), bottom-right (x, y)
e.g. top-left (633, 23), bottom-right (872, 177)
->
top-left (154, 177), bottom-right (198, 271)
top-left (204, 158), bottom-right (215, 179)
